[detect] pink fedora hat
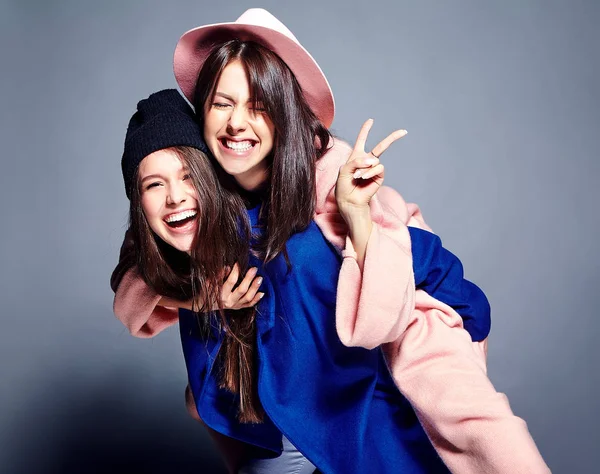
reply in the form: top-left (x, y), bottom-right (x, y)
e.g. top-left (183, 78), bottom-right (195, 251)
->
top-left (173, 8), bottom-right (335, 128)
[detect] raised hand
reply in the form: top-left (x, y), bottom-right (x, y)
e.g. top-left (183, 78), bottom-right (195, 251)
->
top-left (334, 119), bottom-right (407, 270)
top-left (335, 119), bottom-right (407, 216)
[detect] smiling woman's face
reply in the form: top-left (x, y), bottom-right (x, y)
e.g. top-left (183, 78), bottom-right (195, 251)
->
top-left (203, 60), bottom-right (276, 191)
top-left (138, 149), bottom-right (199, 253)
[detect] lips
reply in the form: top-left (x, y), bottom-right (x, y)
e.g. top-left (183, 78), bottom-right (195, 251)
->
top-left (164, 209), bottom-right (198, 228)
top-left (220, 138), bottom-right (257, 152)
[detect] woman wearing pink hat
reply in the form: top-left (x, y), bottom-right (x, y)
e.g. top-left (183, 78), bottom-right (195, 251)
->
top-left (112, 9), bottom-right (549, 474)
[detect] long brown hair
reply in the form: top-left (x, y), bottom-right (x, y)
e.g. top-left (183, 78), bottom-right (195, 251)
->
top-left (125, 41), bottom-right (334, 424)
top-left (127, 146), bottom-right (264, 423)
top-left (188, 40), bottom-right (332, 422)
top-left (129, 146), bottom-right (245, 304)
top-left (194, 39), bottom-right (332, 263)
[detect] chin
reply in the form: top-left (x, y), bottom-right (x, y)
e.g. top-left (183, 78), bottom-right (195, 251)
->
top-left (178, 240), bottom-right (194, 253)
top-left (164, 237), bottom-right (193, 253)
top-left (218, 160), bottom-right (247, 176)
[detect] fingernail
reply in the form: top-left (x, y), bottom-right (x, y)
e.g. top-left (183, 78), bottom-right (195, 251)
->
top-left (256, 277), bottom-right (263, 285)
top-left (258, 292), bottom-right (265, 299)
top-left (353, 170), bottom-right (363, 179)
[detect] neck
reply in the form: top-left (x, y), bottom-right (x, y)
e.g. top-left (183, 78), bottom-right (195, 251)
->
top-left (235, 166), bottom-right (269, 192)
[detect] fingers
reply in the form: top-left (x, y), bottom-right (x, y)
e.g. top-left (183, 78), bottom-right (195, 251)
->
top-left (221, 265), bottom-right (265, 309)
top-left (233, 266), bottom-right (258, 296)
top-left (370, 129), bottom-right (407, 159)
top-left (350, 119), bottom-right (407, 166)
top-left (345, 126), bottom-right (405, 178)
top-left (354, 163), bottom-right (385, 181)
top-left (236, 275), bottom-right (264, 307)
top-left (350, 119), bottom-right (374, 159)
top-left (246, 291), bottom-right (265, 308)
top-left (349, 156), bottom-right (379, 177)
top-left (222, 263), bottom-right (240, 294)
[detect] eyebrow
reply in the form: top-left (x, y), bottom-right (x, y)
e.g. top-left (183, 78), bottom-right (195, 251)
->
top-left (215, 92), bottom-right (235, 101)
top-left (140, 173), bottom-right (164, 183)
top-left (140, 167), bottom-right (189, 183)
top-left (214, 92), bottom-right (258, 103)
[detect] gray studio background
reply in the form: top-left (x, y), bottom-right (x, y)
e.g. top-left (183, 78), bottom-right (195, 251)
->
top-left (1, 0), bottom-right (598, 473)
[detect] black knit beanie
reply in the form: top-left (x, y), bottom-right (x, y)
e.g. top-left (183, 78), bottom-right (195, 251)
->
top-left (121, 89), bottom-right (209, 199)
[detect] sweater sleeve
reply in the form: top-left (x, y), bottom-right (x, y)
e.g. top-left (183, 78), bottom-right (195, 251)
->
top-left (314, 141), bottom-right (548, 472)
top-left (334, 210), bottom-right (416, 349)
top-left (110, 230), bottom-right (178, 338)
top-left (376, 190), bottom-right (547, 472)
top-left (383, 291), bottom-right (550, 473)
top-left (113, 268), bottom-right (178, 338)
top-left (313, 140), bottom-right (416, 349)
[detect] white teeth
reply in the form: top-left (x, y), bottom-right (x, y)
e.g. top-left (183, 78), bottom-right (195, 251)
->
top-left (165, 210), bottom-right (197, 223)
top-left (226, 140), bottom-right (254, 151)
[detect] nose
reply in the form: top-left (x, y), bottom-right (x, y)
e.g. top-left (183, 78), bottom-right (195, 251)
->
top-left (226, 105), bottom-right (248, 134)
top-left (166, 181), bottom-right (187, 206)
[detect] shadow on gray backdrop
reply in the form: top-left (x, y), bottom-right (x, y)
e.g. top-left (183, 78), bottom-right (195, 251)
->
top-left (4, 368), bottom-right (227, 474)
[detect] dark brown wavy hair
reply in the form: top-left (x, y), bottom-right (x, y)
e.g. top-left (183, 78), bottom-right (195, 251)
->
top-left (189, 40), bottom-right (332, 422)
top-left (194, 39), bottom-right (332, 262)
top-left (128, 146), bottom-right (249, 308)
top-left (115, 146), bottom-right (262, 423)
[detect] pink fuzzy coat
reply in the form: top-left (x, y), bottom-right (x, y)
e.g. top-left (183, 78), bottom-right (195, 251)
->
top-left (113, 139), bottom-right (550, 473)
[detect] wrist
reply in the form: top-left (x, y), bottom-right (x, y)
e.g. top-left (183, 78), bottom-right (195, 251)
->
top-left (340, 207), bottom-right (372, 272)
top-left (342, 208), bottom-right (372, 233)
top-left (343, 210), bottom-right (373, 243)
top-left (339, 203), bottom-right (370, 222)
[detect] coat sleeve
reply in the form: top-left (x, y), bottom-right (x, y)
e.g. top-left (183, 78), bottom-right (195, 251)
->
top-left (334, 204), bottom-right (416, 348)
top-left (383, 291), bottom-right (550, 473)
top-left (377, 186), bottom-right (492, 343)
top-left (110, 230), bottom-right (178, 338)
top-left (314, 142), bottom-right (488, 349)
top-left (375, 190), bottom-right (548, 472)
top-left (314, 146), bottom-right (548, 471)
top-left (113, 268), bottom-right (178, 338)
top-left (314, 139), bottom-right (416, 349)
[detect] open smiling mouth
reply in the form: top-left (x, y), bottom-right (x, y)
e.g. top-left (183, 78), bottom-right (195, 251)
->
top-left (221, 139), bottom-right (257, 152)
top-left (164, 210), bottom-right (198, 228)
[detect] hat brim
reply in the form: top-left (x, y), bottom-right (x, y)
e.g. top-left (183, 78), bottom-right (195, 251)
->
top-left (173, 22), bottom-right (335, 128)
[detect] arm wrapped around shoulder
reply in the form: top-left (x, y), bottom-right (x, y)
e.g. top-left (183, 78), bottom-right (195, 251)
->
top-left (113, 268), bottom-right (178, 338)
top-left (110, 229), bottom-right (177, 338)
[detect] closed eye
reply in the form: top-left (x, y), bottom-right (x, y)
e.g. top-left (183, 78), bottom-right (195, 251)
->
top-left (212, 102), bottom-right (231, 109)
top-left (145, 182), bottom-right (162, 190)
top-left (250, 101), bottom-right (266, 113)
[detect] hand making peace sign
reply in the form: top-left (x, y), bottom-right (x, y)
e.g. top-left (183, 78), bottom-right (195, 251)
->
top-left (335, 119), bottom-right (407, 215)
